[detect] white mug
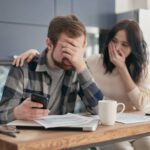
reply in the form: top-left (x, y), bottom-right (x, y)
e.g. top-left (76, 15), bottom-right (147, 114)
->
top-left (97, 100), bottom-right (125, 125)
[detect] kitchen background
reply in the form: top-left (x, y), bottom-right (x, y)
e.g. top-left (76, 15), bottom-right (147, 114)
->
top-left (0, 0), bottom-right (150, 99)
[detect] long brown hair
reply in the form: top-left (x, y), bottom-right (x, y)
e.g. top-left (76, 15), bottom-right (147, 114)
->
top-left (103, 20), bottom-right (148, 83)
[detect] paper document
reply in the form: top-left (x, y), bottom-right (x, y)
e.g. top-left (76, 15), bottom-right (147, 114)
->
top-left (116, 113), bottom-right (150, 124)
top-left (7, 113), bottom-right (100, 131)
top-left (35, 113), bottom-right (100, 129)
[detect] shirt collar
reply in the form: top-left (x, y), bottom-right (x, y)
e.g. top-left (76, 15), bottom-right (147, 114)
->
top-left (35, 49), bottom-right (49, 73)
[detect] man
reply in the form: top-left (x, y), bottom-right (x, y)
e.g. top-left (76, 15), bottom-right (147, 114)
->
top-left (0, 15), bottom-right (103, 123)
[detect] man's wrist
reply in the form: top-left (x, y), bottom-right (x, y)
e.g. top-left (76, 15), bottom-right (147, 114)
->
top-left (13, 106), bottom-right (20, 120)
top-left (77, 68), bottom-right (93, 86)
top-left (76, 61), bottom-right (87, 73)
top-left (6, 108), bottom-right (17, 122)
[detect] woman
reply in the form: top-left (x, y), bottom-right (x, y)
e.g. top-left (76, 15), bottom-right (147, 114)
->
top-left (13, 20), bottom-right (150, 150)
top-left (86, 20), bottom-right (150, 150)
top-left (87, 20), bottom-right (150, 112)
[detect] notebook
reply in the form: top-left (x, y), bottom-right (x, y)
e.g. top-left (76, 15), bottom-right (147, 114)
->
top-left (7, 113), bottom-right (100, 131)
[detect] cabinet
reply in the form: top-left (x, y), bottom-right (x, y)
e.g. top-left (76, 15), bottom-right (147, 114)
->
top-left (72, 0), bottom-right (115, 27)
top-left (0, 0), bottom-right (54, 60)
top-left (0, 0), bottom-right (54, 25)
top-left (55, 0), bottom-right (72, 16)
top-left (0, 23), bottom-right (47, 60)
top-left (0, 0), bottom-right (115, 60)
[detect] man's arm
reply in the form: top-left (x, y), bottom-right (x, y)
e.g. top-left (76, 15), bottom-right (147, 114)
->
top-left (77, 68), bottom-right (103, 114)
top-left (0, 66), bottom-right (24, 123)
top-left (0, 65), bottom-right (49, 124)
top-left (61, 38), bottom-right (103, 113)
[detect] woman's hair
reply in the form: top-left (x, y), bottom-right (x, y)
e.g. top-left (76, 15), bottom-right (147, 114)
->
top-left (47, 15), bottom-right (86, 47)
top-left (103, 20), bottom-right (148, 83)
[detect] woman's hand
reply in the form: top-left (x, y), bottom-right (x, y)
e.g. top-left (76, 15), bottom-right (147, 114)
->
top-left (12, 49), bottom-right (40, 67)
top-left (108, 42), bottom-right (126, 69)
top-left (109, 42), bottom-right (136, 92)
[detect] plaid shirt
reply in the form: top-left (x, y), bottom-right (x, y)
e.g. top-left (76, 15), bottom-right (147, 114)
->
top-left (0, 50), bottom-right (103, 123)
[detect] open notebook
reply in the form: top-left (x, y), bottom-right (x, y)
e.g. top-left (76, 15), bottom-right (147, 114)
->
top-left (7, 113), bottom-right (100, 131)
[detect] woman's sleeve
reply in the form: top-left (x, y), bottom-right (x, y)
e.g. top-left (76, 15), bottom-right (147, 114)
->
top-left (127, 66), bottom-right (150, 111)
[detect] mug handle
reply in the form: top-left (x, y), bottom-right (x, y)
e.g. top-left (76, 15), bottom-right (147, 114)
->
top-left (117, 103), bottom-right (125, 114)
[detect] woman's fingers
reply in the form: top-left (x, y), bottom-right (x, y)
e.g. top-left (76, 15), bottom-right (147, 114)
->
top-left (12, 49), bottom-right (39, 67)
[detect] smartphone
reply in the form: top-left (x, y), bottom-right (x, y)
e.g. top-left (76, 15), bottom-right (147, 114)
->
top-left (31, 93), bottom-right (48, 109)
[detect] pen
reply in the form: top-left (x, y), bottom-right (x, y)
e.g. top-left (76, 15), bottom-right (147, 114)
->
top-left (0, 131), bottom-right (16, 138)
top-left (145, 113), bottom-right (150, 116)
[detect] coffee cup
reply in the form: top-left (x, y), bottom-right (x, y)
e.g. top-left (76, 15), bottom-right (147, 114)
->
top-left (97, 100), bottom-right (125, 125)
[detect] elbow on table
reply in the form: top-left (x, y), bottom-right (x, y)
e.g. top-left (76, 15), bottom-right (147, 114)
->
top-left (135, 101), bottom-right (150, 111)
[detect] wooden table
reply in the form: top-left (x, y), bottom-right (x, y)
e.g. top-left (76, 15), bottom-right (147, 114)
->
top-left (0, 120), bottom-right (150, 150)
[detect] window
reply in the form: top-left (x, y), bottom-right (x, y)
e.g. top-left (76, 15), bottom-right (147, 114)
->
top-left (0, 62), bottom-right (11, 100)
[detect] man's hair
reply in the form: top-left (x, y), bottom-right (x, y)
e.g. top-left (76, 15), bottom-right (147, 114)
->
top-left (47, 15), bottom-right (86, 47)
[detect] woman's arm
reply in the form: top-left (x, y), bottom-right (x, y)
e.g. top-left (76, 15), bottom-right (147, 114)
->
top-left (127, 68), bottom-right (150, 111)
top-left (117, 64), bottom-right (136, 93)
top-left (12, 49), bottom-right (40, 67)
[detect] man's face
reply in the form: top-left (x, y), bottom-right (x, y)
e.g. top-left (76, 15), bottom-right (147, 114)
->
top-left (49, 33), bottom-right (86, 70)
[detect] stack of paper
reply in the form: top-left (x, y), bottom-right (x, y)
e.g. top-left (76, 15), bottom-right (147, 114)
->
top-left (116, 113), bottom-right (150, 124)
top-left (34, 113), bottom-right (100, 131)
top-left (7, 113), bottom-right (100, 131)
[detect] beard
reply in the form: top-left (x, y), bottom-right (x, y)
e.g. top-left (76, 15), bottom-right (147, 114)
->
top-left (51, 51), bottom-right (73, 70)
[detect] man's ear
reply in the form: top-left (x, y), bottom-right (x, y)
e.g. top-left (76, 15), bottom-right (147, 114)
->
top-left (46, 38), bottom-right (53, 50)
top-left (83, 37), bottom-right (87, 49)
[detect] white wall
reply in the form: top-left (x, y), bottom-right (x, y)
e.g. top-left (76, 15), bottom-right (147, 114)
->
top-left (147, 0), bottom-right (150, 8)
top-left (115, 0), bottom-right (147, 13)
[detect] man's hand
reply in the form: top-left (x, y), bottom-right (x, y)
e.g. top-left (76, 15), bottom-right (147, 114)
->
top-left (12, 49), bottom-right (39, 67)
top-left (14, 97), bottom-right (49, 120)
top-left (61, 38), bottom-right (87, 73)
